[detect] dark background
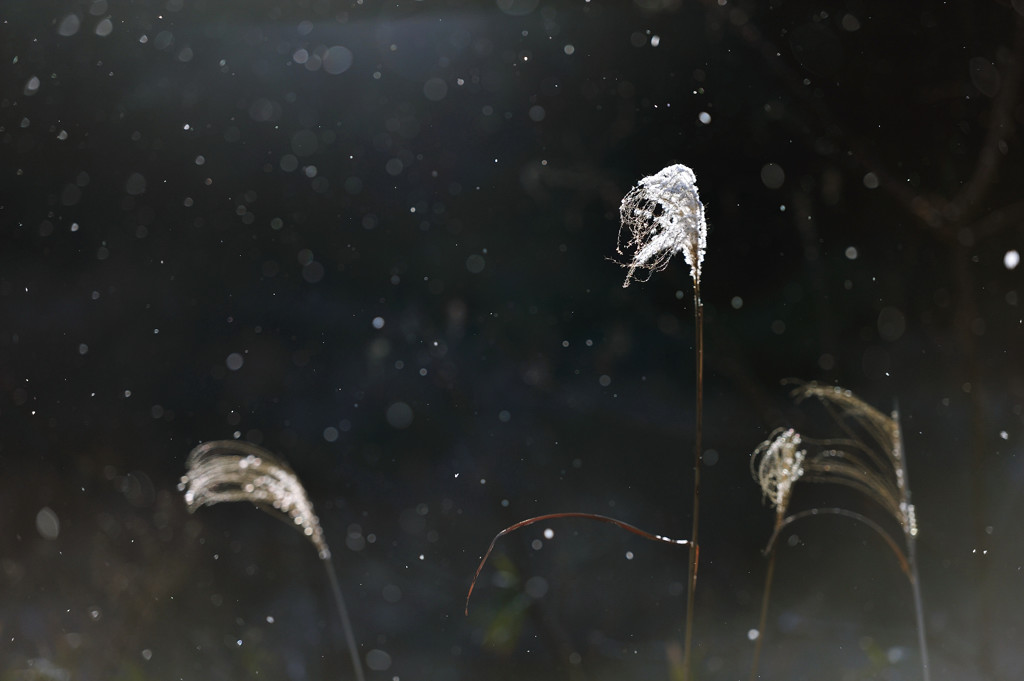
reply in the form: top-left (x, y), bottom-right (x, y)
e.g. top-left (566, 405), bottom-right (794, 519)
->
top-left (1, 0), bottom-right (1022, 679)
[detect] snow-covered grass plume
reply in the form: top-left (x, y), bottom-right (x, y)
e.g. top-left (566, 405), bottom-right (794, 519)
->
top-left (617, 163), bottom-right (707, 287)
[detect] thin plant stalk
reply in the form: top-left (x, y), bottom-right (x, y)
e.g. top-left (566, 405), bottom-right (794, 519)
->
top-left (466, 512), bottom-right (691, 615)
top-left (682, 279), bottom-right (704, 681)
top-left (894, 415), bottom-right (931, 681)
top-left (324, 557), bottom-right (366, 681)
top-left (908, 534), bottom-right (930, 681)
top-left (750, 506), bottom-right (912, 681)
top-left (748, 531), bottom-right (777, 681)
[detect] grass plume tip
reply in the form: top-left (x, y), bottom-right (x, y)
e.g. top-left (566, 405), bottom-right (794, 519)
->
top-left (179, 440), bottom-right (331, 560)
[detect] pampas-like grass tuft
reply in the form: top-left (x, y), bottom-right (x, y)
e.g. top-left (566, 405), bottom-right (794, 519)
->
top-left (180, 440), bottom-right (366, 681)
top-left (749, 383), bottom-right (929, 681)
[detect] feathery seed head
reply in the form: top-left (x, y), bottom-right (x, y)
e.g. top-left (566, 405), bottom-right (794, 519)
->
top-left (617, 163), bottom-right (707, 288)
top-left (179, 440), bottom-right (331, 559)
top-left (752, 428), bottom-right (806, 517)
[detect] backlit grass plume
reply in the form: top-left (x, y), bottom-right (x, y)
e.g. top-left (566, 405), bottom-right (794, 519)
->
top-left (618, 163), bottom-right (707, 681)
top-left (749, 383), bottom-right (929, 681)
top-left (180, 440), bottom-right (365, 681)
top-left (617, 163), bottom-right (707, 288)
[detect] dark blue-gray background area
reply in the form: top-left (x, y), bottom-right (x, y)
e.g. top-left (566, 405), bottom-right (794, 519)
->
top-left (2, 1), bottom-right (1022, 679)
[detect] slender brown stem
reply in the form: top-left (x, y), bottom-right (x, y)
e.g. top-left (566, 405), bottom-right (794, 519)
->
top-left (893, 415), bottom-right (931, 681)
top-left (465, 512), bottom-right (691, 615)
top-left (323, 557), bottom-right (366, 681)
top-left (681, 283), bottom-right (704, 680)
top-left (749, 522), bottom-right (779, 681)
top-left (764, 507), bottom-right (911, 579)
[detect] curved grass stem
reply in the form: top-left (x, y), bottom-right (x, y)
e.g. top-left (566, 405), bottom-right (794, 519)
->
top-left (465, 512), bottom-right (691, 615)
top-left (324, 557), bottom-right (366, 681)
top-left (748, 518), bottom-right (779, 681)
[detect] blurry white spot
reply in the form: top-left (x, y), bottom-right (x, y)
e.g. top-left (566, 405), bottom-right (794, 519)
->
top-left (24, 76), bottom-right (40, 96)
top-left (1000, 430), bottom-right (1008, 440)
top-left (877, 306), bottom-right (906, 342)
top-left (543, 528), bottom-right (554, 539)
top-left (841, 14), bottom-right (861, 31)
top-left (372, 316), bottom-right (385, 329)
top-left (887, 646), bottom-right (905, 664)
top-left (703, 449), bottom-right (719, 466)
top-left (1004, 250), bottom-right (1019, 270)
top-left (498, 410), bottom-right (511, 422)
top-left (386, 402), bottom-right (413, 429)
top-left (323, 46), bottom-right (353, 75)
top-left (95, 17), bottom-right (113, 37)
top-left (863, 172), bottom-right (880, 189)
top-left (423, 77), bottom-right (448, 101)
top-left (78, 343), bottom-right (89, 355)
top-left (598, 374), bottom-right (611, 387)
top-left (760, 163), bottom-right (785, 189)
top-left (385, 158), bottom-right (404, 176)
top-left (525, 575), bottom-right (548, 598)
top-left (58, 14), bottom-right (81, 36)
top-left (625, 551), bottom-right (634, 560)
top-left (302, 261), bottom-right (324, 283)
top-left (266, 615), bottom-right (275, 623)
top-left (747, 628), bottom-right (760, 641)
top-left (382, 584), bottom-right (402, 603)
top-left (125, 173), bottom-right (147, 196)
top-left (366, 649), bottom-right (392, 671)
top-left (698, 111), bottom-right (711, 124)
top-left (323, 426), bottom-right (339, 442)
top-left (650, 35), bottom-right (661, 47)
top-left (141, 648), bottom-right (152, 661)
top-left (531, 539), bottom-right (543, 550)
top-left (226, 353), bottom-right (244, 371)
top-left (466, 254), bottom-right (485, 273)
top-left (37, 507), bottom-right (60, 540)
top-left (528, 105), bottom-right (546, 122)
top-left (845, 246), bottom-right (858, 260)
top-left (730, 296), bottom-right (743, 309)
top-left (563, 44), bottom-right (575, 55)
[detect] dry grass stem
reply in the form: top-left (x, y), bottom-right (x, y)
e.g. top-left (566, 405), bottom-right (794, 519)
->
top-left (465, 512), bottom-right (690, 615)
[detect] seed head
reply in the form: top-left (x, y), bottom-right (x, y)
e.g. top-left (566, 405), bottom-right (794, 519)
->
top-left (617, 163), bottom-right (707, 287)
top-left (179, 440), bottom-right (331, 560)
